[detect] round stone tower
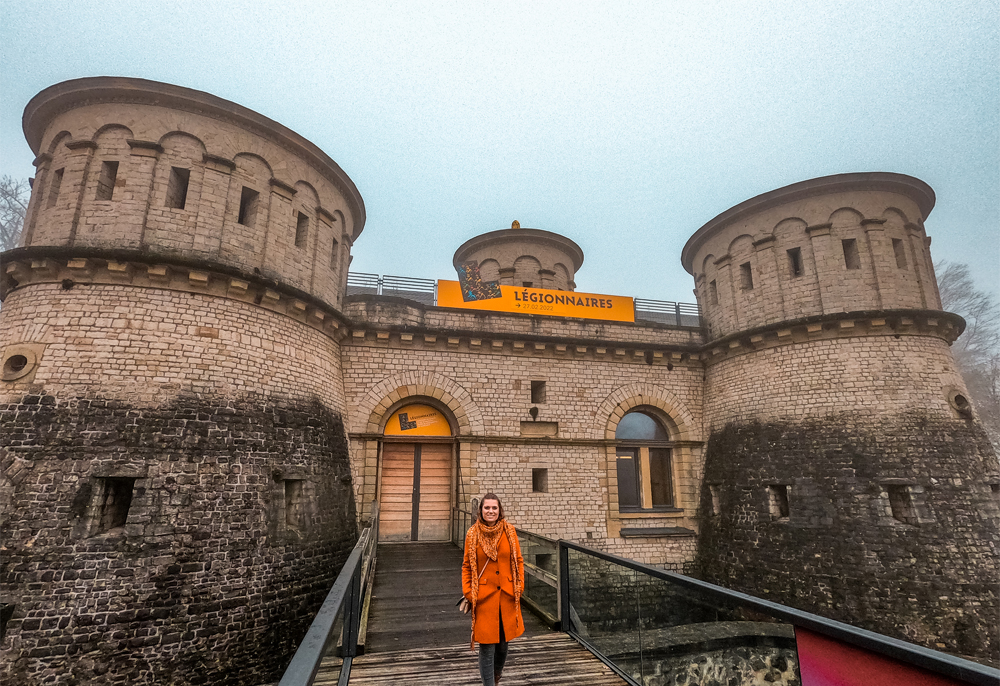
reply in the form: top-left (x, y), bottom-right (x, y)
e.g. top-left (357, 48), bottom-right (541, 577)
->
top-left (683, 173), bottom-right (1000, 660)
top-left (0, 78), bottom-right (364, 685)
top-left (452, 221), bottom-right (584, 290)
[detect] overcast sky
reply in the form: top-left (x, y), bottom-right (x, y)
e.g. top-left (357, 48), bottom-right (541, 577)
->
top-left (2, 0), bottom-right (997, 303)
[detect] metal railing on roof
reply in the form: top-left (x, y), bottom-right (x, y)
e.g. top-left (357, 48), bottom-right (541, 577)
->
top-left (346, 272), bottom-right (436, 306)
top-left (633, 298), bottom-right (701, 327)
top-left (346, 272), bottom-right (702, 327)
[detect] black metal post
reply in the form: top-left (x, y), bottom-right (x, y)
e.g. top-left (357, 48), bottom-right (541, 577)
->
top-left (558, 540), bottom-right (570, 632)
top-left (344, 555), bottom-right (362, 657)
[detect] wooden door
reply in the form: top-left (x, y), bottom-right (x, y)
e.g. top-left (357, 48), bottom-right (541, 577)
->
top-left (416, 444), bottom-right (451, 541)
top-left (379, 443), bottom-right (452, 542)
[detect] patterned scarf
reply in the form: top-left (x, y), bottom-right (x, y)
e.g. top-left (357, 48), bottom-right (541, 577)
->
top-left (465, 518), bottom-right (523, 649)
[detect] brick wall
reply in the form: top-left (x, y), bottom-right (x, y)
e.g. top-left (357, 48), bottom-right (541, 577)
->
top-left (697, 334), bottom-right (1000, 660)
top-left (24, 94), bottom-right (359, 311)
top-left (341, 310), bottom-right (706, 566)
top-left (0, 284), bottom-right (358, 685)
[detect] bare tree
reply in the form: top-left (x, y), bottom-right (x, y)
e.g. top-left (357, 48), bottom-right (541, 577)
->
top-left (0, 176), bottom-right (30, 251)
top-left (938, 261), bottom-right (1000, 448)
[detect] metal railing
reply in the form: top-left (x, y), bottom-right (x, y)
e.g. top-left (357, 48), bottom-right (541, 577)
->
top-left (346, 272), bottom-right (436, 306)
top-left (346, 272), bottom-right (703, 327)
top-left (277, 501), bottom-right (380, 686)
top-left (557, 539), bottom-right (998, 686)
top-left (633, 298), bottom-right (701, 327)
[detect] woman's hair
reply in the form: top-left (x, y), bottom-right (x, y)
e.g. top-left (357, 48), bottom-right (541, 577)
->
top-left (478, 492), bottom-right (505, 522)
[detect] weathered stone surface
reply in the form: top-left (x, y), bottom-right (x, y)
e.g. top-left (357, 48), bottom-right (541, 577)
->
top-left (696, 415), bottom-right (1000, 660)
top-left (0, 393), bottom-right (357, 686)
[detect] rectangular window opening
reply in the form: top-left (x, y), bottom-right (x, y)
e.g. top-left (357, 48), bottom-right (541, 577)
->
top-left (285, 479), bottom-right (305, 532)
top-left (768, 484), bottom-right (789, 520)
top-left (892, 238), bottom-right (908, 269)
top-left (47, 168), bottom-right (64, 209)
top-left (887, 485), bottom-right (918, 525)
top-left (95, 161), bottom-right (119, 201)
top-left (165, 167), bottom-right (190, 209)
top-left (842, 238), bottom-right (861, 270)
top-left (531, 468), bottom-right (548, 493)
top-left (534, 553), bottom-right (553, 572)
top-left (787, 247), bottom-right (803, 277)
top-left (295, 211), bottom-right (309, 248)
top-left (530, 380), bottom-right (546, 404)
top-left (739, 262), bottom-right (754, 290)
top-left (98, 477), bottom-right (135, 533)
top-left (616, 449), bottom-right (641, 511)
top-left (237, 186), bottom-right (259, 227)
top-left (991, 483), bottom-right (999, 502)
top-left (330, 237), bottom-right (339, 269)
top-left (709, 280), bottom-right (719, 305)
top-left (522, 281), bottom-right (533, 288)
top-left (709, 484), bottom-right (721, 516)
top-left (649, 448), bottom-right (673, 508)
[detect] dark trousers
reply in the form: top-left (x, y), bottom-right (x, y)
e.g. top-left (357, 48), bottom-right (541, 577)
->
top-left (477, 608), bottom-right (508, 685)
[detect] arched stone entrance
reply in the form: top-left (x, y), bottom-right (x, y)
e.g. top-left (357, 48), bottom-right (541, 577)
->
top-left (379, 403), bottom-right (455, 542)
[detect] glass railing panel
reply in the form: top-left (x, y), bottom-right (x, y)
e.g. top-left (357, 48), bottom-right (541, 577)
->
top-left (566, 548), bottom-right (643, 681)
top-left (633, 571), bottom-right (800, 686)
top-left (518, 531), bottom-right (558, 623)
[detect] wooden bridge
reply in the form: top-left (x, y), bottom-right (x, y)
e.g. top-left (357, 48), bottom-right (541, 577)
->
top-left (313, 542), bottom-right (625, 685)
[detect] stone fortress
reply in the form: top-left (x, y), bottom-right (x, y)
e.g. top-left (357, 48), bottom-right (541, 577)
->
top-left (0, 77), bottom-right (997, 685)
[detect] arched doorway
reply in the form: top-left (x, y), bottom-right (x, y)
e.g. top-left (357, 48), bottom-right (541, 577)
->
top-left (379, 403), bottom-right (454, 542)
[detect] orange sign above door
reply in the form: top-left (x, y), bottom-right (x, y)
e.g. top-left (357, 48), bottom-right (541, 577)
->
top-left (384, 404), bottom-right (452, 436)
top-left (437, 280), bottom-right (635, 323)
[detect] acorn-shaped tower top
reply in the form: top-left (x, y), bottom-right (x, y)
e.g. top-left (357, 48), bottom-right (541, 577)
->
top-left (453, 222), bottom-right (584, 291)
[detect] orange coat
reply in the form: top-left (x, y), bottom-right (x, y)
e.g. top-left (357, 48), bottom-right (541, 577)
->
top-left (462, 525), bottom-right (525, 644)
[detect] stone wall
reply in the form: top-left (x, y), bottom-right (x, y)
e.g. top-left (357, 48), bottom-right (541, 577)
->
top-left (0, 284), bottom-right (359, 684)
top-left (696, 364), bottom-right (1000, 662)
top-left (683, 175), bottom-right (940, 341)
top-left (341, 304), bottom-right (707, 566)
top-left (22, 78), bottom-right (363, 310)
top-left (0, 392), bottom-right (356, 686)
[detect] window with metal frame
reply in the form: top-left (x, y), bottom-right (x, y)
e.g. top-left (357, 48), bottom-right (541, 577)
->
top-left (615, 409), bottom-right (674, 511)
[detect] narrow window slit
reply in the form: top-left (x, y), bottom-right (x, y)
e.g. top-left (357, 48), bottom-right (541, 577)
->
top-left (709, 485), bottom-right (721, 516)
top-left (842, 238), bottom-right (860, 270)
top-left (787, 247), bottom-right (803, 277)
top-left (96, 161), bottom-right (119, 201)
top-left (768, 484), bottom-right (789, 520)
top-left (530, 380), bottom-right (546, 404)
top-left (295, 212), bottom-right (309, 248)
top-left (238, 187), bottom-right (259, 227)
top-left (165, 167), bottom-right (190, 209)
top-left (887, 485), bottom-right (918, 525)
top-left (97, 477), bottom-right (135, 533)
top-left (532, 468), bottom-right (548, 493)
top-left (892, 238), bottom-right (908, 269)
top-left (285, 479), bottom-right (305, 532)
top-left (739, 262), bottom-right (753, 290)
top-left (47, 168), bottom-right (64, 208)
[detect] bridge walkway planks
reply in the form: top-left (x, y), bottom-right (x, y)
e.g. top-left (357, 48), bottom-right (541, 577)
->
top-left (314, 541), bottom-right (625, 684)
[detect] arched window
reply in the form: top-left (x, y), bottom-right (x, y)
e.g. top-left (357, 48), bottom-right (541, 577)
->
top-left (615, 409), bottom-right (673, 511)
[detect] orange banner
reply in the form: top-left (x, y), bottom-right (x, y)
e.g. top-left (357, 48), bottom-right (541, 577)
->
top-left (384, 404), bottom-right (452, 436)
top-left (437, 280), bottom-right (634, 323)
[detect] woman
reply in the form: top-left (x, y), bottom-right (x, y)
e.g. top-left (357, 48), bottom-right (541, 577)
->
top-left (462, 493), bottom-right (525, 686)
